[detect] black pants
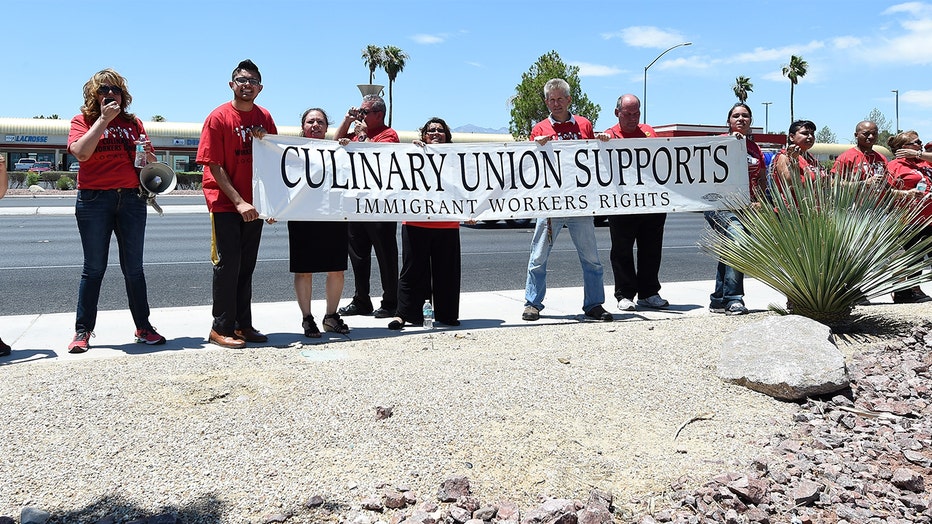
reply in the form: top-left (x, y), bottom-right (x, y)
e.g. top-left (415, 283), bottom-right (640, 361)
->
top-left (210, 212), bottom-right (263, 334)
top-left (608, 213), bottom-right (666, 300)
top-left (396, 225), bottom-right (461, 324)
top-left (347, 221), bottom-right (398, 311)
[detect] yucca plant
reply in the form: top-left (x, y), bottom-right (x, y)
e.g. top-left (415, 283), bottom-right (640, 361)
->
top-left (701, 173), bottom-right (932, 326)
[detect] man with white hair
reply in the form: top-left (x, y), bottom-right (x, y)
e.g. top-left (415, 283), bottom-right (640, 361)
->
top-left (521, 78), bottom-right (612, 323)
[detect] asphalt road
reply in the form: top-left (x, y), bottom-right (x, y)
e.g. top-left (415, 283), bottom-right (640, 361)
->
top-left (0, 196), bottom-right (715, 316)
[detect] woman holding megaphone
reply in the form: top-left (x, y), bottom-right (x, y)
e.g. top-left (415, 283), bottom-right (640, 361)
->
top-left (65, 68), bottom-right (165, 353)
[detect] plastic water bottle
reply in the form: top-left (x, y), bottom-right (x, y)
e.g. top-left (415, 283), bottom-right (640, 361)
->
top-left (917, 180), bottom-right (928, 193)
top-left (134, 134), bottom-right (147, 168)
top-left (422, 300), bottom-right (434, 329)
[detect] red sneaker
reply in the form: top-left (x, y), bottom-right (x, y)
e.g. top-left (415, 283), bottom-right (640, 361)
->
top-left (68, 331), bottom-right (93, 354)
top-left (135, 327), bottom-right (166, 345)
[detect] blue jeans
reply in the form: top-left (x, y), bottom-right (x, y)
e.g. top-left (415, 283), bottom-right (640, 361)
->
top-left (75, 188), bottom-right (151, 333)
top-left (525, 216), bottom-right (605, 312)
top-left (704, 210), bottom-right (745, 308)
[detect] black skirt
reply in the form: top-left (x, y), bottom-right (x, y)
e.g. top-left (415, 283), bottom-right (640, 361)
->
top-left (287, 220), bottom-right (349, 273)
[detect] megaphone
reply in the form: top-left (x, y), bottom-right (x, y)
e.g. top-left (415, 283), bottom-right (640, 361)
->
top-left (138, 162), bottom-right (177, 215)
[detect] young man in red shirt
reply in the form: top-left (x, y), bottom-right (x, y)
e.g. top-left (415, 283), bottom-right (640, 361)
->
top-left (197, 59), bottom-right (278, 349)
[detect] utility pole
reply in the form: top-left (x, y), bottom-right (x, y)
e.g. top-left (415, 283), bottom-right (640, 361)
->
top-left (642, 42), bottom-right (692, 124)
top-left (762, 102), bottom-right (772, 134)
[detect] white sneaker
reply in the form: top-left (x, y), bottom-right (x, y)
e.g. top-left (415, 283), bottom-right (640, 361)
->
top-left (617, 298), bottom-right (636, 311)
top-left (637, 295), bottom-right (669, 309)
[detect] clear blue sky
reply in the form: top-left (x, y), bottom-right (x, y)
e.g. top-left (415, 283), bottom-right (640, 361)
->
top-left (7, 0), bottom-right (932, 141)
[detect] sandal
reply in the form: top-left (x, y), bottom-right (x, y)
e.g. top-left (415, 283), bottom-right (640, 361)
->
top-left (302, 315), bottom-right (321, 338)
top-left (322, 313), bottom-right (350, 334)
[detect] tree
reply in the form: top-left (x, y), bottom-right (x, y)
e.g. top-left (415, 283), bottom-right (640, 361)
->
top-left (382, 45), bottom-right (409, 128)
top-left (361, 45), bottom-right (384, 84)
top-left (508, 50), bottom-right (600, 140)
top-left (816, 125), bottom-right (836, 144)
top-left (32, 114), bottom-right (60, 119)
top-left (781, 55), bottom-right (808, 124)
top-left (151, 115), bottom-right (165, 122)
top-left (732, 76), bottom-right (753, 103)
top-left (864, 108), bottom-right (894, 149)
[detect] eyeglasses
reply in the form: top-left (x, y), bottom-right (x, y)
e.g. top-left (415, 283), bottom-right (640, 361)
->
top-left (233, 77), bottom-right (261, 86)
top-left (97, 85), bottom-right (123, 96)
top-left (425, 127), bottom-right (446, 134)
top-left (909, 139), bottom-right (923, 146)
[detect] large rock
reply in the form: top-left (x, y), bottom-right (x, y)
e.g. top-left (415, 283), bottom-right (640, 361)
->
top-left (717, 315), bottom-right (848, 400)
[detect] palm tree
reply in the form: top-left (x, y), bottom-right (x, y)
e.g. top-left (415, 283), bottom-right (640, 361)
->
top-left (361, 45), bottom-right (384, 84)
top-left (732, 76), bottom-right (753, 103)
top-left (382, 45), bottom-right (409, 127)
top-left (781, 55), bottom-right (809, 123)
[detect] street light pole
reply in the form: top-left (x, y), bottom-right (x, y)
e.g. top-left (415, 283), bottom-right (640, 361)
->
top-left (891, 89), bottom-right (900, 133)
top-left (762, 102), bottom-right (772, 134)
top-left (642, 41), bottom-right (692, 124)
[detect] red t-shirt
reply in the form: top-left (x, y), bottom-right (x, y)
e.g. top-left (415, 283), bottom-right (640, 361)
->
top-left (831, 147), bottom-right (888, 180)
top-left (887, 158), bottom-right (932, 220)
top-left (531, 115), bottom-right (595, 141)
top-left (603, 123), bottom-right (656, 139)
top-left (68, 114), bottom-right (146, 189)
top-left (196, 102), bottom-right (278, 213)
top-left (354, 126), bottom-right (399, 144)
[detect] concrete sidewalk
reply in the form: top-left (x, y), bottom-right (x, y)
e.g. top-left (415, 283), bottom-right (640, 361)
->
top-left (0, 278), bottom-right (809, 364)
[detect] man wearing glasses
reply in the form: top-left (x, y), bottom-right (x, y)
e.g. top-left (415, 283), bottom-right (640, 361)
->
top-left (197, 59), bottom-right (278, 349)
top-left (334, 94), bottom-right (400, 319)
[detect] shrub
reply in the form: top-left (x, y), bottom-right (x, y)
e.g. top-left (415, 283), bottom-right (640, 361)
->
top-left (175, 172), bottom-right (202, 190)
top-left (8, 172), bottom-right (26, 188)
top-left (701, 174), bottom-right (932, 326)
top-left (25, 172), bottom-right (41, 187)
top-left (56, 175), bottom-right (75, 190)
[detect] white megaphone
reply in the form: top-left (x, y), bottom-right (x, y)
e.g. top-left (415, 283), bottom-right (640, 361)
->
top-left (138, 162), bottom-right (177, 215)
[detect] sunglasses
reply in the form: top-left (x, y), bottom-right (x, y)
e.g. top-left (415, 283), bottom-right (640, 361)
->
top-left (97, 85), bottom-right (123, 96)
top-left (425, 127), bottom-right (446, 134)
top-left (909, 139), bottom-right (923, 146)
top-left (233, 77), bottom-right (261, 86)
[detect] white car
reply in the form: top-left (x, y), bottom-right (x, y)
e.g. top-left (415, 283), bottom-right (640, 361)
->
top-left (14, 158), bottom-right (37, 171)
top-left (69, 162), bottom-right (80, 172)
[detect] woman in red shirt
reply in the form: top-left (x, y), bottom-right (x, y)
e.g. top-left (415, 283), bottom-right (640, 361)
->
top-left (771, 120), bottom-right (826, 193)
top-left (66, 69), bottom-right (164, 353)
top-left (388, 118), bottom-right (463, 330)
top-left (886, 130), bottom-right (932, 303)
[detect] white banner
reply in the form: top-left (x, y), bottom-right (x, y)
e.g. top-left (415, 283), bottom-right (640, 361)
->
top-left (252, 135), bottom-right (749, 222)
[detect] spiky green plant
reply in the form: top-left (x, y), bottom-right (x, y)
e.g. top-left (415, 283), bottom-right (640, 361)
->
top-left (701, 173), bottom-right (932, 325)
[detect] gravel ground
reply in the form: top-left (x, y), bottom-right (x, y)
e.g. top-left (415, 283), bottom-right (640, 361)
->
top-left (0, 307), bottom-right (920, 523)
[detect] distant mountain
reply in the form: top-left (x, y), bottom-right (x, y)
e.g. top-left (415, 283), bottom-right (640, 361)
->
top-left (453, 124), bottom-right (510, 134)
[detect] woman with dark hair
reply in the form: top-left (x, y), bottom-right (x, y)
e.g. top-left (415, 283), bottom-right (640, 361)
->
top-left (771, 120), bottom-right (825, 193)
top-left (703, 103), bottom-right (767, 315)
top-left (287, 108), bottom-right (351, 336)
top-left (66, 68), bottom-right (164, 353)
top-left (886, 130), bottom-right (932, 303)
top-left (388, 117), bottom-right (462, 330)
